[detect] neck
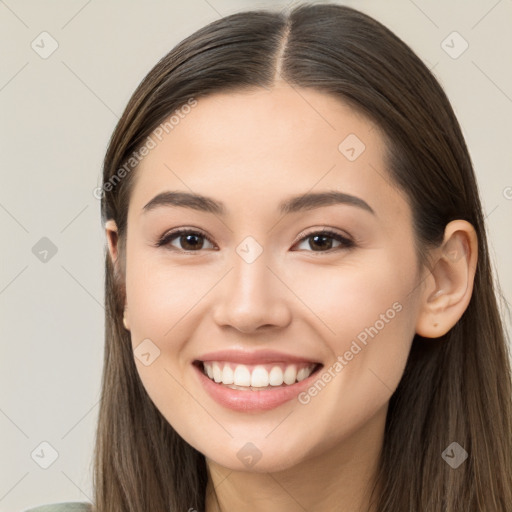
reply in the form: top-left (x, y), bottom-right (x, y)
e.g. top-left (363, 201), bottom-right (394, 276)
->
top-left (205, 404), bottom-right (387, 512)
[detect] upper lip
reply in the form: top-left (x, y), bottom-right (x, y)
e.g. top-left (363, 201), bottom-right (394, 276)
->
top-left (195, 349), bottom-right (322, 365)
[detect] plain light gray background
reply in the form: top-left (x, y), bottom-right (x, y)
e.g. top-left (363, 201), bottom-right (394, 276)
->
top-left (1, 0), bottom-right (511, 510)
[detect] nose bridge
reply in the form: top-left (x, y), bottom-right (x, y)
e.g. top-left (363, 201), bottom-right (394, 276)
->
top-left (212, 235), bottom-right (291, 331)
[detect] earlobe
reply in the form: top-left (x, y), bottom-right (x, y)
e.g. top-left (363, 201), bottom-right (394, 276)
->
top-left (415, 220), bottom-right (478, 338)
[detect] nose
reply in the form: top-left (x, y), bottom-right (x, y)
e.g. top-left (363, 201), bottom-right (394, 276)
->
top-left (211, 248), bottom-right (292, 333)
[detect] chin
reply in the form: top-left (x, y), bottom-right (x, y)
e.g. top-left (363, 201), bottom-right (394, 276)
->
top-left (200, 436), bottom-right (312, 474)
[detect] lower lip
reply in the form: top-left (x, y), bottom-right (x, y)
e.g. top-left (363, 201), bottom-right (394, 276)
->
top-left (192, 362), bottom-right (322, 412)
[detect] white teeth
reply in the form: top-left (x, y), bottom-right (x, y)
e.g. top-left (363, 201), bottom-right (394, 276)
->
top-left (221, 365), bottom-right (234, 385)
top-left (212, 362), bottom-right (223, 383)
top-left (269, 366), bottom-right (284, 386)
top-left (201, 361), bottom-right (317, 388)
top-left (297, 367), bottom-right (309, 382)
top-left (251, 366), bottom-right (269, 387)
top-left (283, 364), bottom-right (297, 385)
top-left (233, 365), bottom-right (251, 386)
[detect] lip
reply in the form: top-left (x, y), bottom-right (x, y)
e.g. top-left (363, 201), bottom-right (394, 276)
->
top-left (197, 349), bottom-right (322, 365)
top-left (192, 361), bottom-right (323, 412)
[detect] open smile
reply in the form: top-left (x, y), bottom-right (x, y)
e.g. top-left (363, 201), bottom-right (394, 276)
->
top-left (192, 360), bottom-right (324, 411)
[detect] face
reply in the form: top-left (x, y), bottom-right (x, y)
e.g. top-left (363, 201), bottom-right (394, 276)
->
top-left (120, 85), bottom-right (425, 473)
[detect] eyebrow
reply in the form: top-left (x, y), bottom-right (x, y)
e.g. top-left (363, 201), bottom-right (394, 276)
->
top-left (142, 190), bottom-right (375, 216)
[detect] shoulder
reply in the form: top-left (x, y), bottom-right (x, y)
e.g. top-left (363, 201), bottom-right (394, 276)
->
top-left (23, 503), bottom-right (92, 512)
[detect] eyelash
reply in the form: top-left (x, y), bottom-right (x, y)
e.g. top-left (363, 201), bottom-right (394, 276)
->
top-left (156, 227), bottom-right (355, 254)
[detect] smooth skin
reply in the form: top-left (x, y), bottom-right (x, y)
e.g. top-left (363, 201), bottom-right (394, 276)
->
top-left (106, 84), bottom-right (477, 512)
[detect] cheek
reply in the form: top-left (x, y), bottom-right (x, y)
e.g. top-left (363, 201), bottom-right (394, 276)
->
top-left (288, 260), bottom-right (418, 453)
top-left (291, 249), bottom-right (419, 397)
top-left (290, 249), bottom-right (417, 343)
top-left (123, 255), bottom-right (211, 425)
top-left (125, 253), bottom-right (204, 337)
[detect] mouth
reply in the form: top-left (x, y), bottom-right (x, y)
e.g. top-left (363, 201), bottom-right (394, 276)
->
top-left (193, 360), bottom-right (324, 391)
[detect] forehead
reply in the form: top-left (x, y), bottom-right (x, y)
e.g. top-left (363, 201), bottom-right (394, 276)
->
top-left (130, 85), bottom-right (410, 224)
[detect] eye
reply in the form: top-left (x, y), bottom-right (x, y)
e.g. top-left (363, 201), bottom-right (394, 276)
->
top-left (156, 228), bottom-right (216, 252)
top-left (156, 227), bottom-right (355, 254)
top-left (293, 229), bottom-right (355, 252)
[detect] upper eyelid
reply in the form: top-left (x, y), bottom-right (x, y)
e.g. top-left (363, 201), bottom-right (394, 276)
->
top-left (157, 227), bottom-right (215, 247)
top-left (293, 227), bottom-right (353, 244)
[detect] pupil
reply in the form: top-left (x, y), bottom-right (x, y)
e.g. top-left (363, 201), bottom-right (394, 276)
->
top-left (182, 234), bottom-right (202, 250)
top-left (311, 234), bottom-right (332, 251)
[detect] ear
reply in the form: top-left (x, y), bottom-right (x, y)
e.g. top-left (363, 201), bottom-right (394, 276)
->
top-left (105, 219), bottom-right (130, 330)
top-left (415, 220), bottom-right (478, 338)
top-left (105, 219), bottom-right (119, 264)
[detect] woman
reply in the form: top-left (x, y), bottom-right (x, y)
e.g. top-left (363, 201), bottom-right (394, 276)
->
top-left (26, 3), bottom-right (512, 511)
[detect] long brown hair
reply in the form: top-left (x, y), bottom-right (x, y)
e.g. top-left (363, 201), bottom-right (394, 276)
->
top-left (94, 4), bottom-right (512, 510)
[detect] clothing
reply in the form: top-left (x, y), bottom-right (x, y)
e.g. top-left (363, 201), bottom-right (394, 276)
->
top-left (23, 503), bottom-right (92, 512)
